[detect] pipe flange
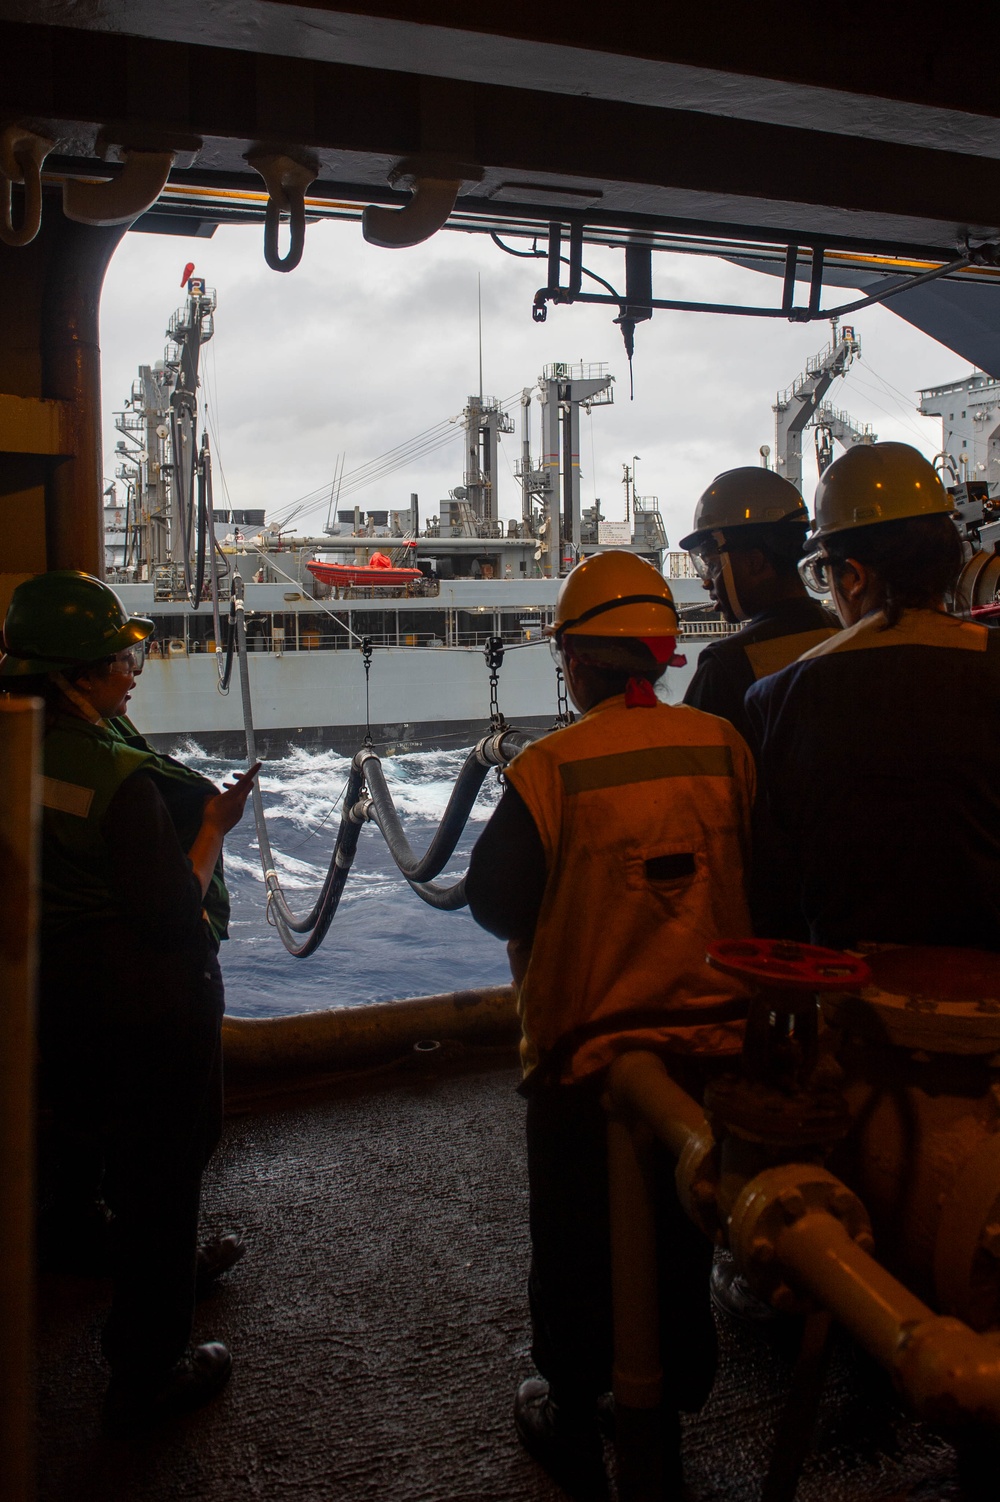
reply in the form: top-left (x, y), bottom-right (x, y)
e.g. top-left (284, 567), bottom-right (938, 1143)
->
top-left (823, 945), bottom-right (1000, 1055)
top-left (676, 1121), bottom-right (722, 1241)
top-left (729, 1163), bottom-right (873, 1313)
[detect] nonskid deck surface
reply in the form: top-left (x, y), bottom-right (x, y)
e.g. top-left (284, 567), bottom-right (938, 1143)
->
top-left (38, 1050), bottom-right (961, 1502)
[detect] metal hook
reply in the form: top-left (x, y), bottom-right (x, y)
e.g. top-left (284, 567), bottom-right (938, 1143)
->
top-left (63, 148), bottom-right (176, 226)
top-left (362, 155), bottom-right (482, 250)
top-left (0, 125), bottom-right (53, 247)
top-left (245, 150), bottom-right (318, 273)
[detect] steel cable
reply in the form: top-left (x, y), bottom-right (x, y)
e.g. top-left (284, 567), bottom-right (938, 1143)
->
top-left (234, 593), bottom-right (365, 955)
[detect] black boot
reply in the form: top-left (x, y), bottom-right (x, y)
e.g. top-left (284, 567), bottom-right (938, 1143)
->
top-left (514, 1377), bottom-right (609, 1501)
top-left (104, 1341), bottom-right (232, 1431)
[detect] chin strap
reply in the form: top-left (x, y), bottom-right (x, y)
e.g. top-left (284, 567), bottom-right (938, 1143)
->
top-left (52, 672), bottom-right (104, 725)
top-left (714, 531), bottom-right (749, 622)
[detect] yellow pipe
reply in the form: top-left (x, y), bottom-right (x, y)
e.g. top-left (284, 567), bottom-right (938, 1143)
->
top-left (607, 1114), bottom-right (663, 1410)
top-left (0, 697), bottom-right (41, 1502)
top-left (222, 985), bottom-right (518, 1081)
top-left (605, 1050), bottom-right (1000, 1429)
top-left (772, 1211), bottom-right (1000, 1425)
top-left (605, 1049), bottom-right (707, 1159)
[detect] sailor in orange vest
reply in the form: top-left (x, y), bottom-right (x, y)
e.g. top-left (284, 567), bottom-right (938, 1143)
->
top-left (467, 551), bottom-right (755, 1499)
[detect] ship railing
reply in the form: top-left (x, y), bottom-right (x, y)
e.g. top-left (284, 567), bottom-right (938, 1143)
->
top-left (191, 624), bottom-right (547, 654)
top-left (680, 619), bottom-right (741, 638)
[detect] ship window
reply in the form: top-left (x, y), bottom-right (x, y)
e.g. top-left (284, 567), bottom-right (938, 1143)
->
top-left (151, 614), bottom-right (185, 644)
top-left (396, 610), bottom-right (447, 645)
top-left (456, 610), bottom-right (497, 646)
top-left (297, 611), bottom-right (350, 650)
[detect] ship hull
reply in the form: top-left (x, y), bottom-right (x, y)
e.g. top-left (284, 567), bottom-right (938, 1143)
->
top-left (132, 639), bottom-right (704, 758)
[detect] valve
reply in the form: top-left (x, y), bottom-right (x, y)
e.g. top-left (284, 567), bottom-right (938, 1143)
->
top-left (707, 937), bottom-right (871, 992)
top-left (704, 939), bottom-right (869, 1153)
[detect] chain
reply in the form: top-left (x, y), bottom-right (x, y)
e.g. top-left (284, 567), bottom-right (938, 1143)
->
top-left (484, 636), bottom-right (507, 733)
top-left (361, 637), bottom-right (374, 747)
top-left (553, 662), bottom-right (575, 729)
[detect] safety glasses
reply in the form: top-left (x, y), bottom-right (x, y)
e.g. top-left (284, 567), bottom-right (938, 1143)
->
top-left (688, 547), bottom-right (727, 582)
top-left (107, 644), bottom-right (145, 677)
top-left (798, 549), bottom-right (834, 595)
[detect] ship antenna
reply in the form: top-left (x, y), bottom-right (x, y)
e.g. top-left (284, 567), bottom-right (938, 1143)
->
top-left (478, 273), bottom-right (483, 400)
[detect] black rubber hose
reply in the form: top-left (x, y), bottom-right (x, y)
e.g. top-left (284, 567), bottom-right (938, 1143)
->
top-left (359, 746), bottom-right (489, 882)
top-left (171, 408), bottom-right (195, 598)
top-left (207, 465), bottom-right (234, 692)
top-left (265, 775), bottom-right (366, 957)
top-left (357, 727), bottom-right (535, 910)
top-left (405, 872), bottom-right (469, 910)
top-left (235, 599), bottom-right (365, 950)
top-left (217, 599), bottom-right (236, 693)
top-left (190, 442), bottom-right (208, 609)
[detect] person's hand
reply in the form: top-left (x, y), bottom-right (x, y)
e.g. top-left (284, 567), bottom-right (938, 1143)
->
top-left (202, 762), bottom-right (261, 835)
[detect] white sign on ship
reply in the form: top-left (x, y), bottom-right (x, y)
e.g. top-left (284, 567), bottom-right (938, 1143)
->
top-left (598, 521), bottom-right (632, 546)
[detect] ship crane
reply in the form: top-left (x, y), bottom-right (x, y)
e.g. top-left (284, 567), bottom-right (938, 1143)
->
top-left (812, 401), bottom-right (877, 477)
top-left (773, 319), bottom-right (867, 491)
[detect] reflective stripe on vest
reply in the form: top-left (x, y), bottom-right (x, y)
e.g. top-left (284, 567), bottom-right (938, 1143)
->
top-left (40, 775), bottom-right (95, 818)
top-left (559, 743), bottom-right (734, 794)
top-left (744, 627), bottom-right (837, 681)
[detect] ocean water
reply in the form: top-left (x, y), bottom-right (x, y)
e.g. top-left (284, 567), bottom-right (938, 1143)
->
top-left (172, 745), bottom-right (512, 1016)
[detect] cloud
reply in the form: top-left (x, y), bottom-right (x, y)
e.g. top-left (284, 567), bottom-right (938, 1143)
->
top-left (101, 220), bottom-right (970, 549)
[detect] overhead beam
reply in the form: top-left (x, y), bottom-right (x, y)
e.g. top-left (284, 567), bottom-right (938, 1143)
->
top-left (3, 22), bottom-right (1000, 253)
top-left (11, 1), bottom-right (1000, 139)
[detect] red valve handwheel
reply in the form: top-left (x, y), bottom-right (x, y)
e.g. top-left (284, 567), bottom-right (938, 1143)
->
top-left (706, 938), bottom-right (871, 992)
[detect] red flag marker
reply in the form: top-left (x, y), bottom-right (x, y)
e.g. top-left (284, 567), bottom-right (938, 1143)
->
top-left (180, 261), bottom-right (195, 287)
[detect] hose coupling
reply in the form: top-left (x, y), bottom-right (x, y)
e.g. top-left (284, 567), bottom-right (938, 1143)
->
top-left (348, 797), bottom-right (373, 825)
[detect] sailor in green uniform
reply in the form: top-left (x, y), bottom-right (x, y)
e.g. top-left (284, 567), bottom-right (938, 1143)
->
top-left (1, 570), bottom-right (258, 1425)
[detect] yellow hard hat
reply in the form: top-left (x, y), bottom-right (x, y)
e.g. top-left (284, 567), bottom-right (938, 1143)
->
top-left (551, 551), bottom-right (678, 641)
top-left (680, 467), bottom-right (807, 551)
top-left (811, 442), bottom-right (955, 543)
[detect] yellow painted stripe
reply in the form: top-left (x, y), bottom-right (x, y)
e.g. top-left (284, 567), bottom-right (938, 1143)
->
top-left (559, 744), bottom-right (733, 794)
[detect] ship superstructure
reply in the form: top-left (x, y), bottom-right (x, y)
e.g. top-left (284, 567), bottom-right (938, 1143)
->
top-left (918, 371), bottom-right (1000, 493)
top-left (104, 284), bottom-right (706, 756)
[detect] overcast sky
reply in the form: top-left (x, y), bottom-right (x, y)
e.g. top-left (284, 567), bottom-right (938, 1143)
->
top-left (99, 218), bottom-right (972, 551)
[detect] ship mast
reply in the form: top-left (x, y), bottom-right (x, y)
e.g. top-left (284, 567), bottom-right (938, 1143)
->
top-left (111, 272), bottom-right (216, 589)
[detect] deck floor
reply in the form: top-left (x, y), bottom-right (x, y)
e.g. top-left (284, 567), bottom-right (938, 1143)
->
top-left (37, 1046), bottom-right (965, 1501)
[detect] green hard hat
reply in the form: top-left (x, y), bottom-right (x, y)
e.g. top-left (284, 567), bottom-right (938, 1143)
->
top-left (0, 570), bottom-right (154, 677)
